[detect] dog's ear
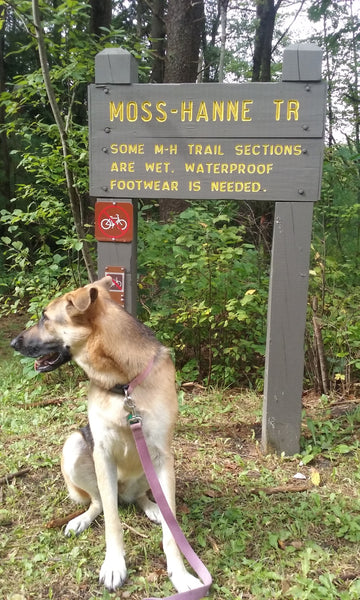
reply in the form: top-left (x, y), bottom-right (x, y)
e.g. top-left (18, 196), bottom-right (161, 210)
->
top-left (96, 276), bottom-right (113, 290)
top-left (67, 287), bottom-right (98, 316)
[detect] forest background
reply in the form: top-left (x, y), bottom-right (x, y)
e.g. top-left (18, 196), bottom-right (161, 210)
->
top-left (0, 0), bottom-right (359, 394)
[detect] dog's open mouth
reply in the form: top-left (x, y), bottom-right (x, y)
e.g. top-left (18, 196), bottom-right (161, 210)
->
top-left (34, 348), bottom-right (72, 372)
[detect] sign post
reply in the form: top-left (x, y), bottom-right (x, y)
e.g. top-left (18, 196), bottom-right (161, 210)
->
top-left (92, 48), bottom-right (138, 315)
top-left (89, 44), bottom-right (326, 455)
top-left (261, 45), bottom-right (324, 455)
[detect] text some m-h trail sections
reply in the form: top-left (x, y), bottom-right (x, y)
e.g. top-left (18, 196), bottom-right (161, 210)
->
top-left (107, 141), bottom-right (303, 195)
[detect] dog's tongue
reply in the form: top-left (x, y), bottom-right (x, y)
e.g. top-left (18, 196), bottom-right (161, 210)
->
top-left (34, 353), bottom-right (60, 371)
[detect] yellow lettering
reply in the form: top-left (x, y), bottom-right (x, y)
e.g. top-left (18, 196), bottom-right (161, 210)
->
top-left (242, 100), bottom-right (253, 121)
top-left (211, 181), bottom-right (262, 193)
top-left (189, 181), bottom-right (201, 191)
top-left (227, 100), bottom-right (238, 122)
top-left (234, 143), bottom-right (302, 157)
top-left (155, 144), bottom-right (164, 154)
top-left (109, 143), bottom-right (144, 154)
top-left (141, 101), bottom-right (152, 122)
top-left (196, 101), bottom-right (209, 121)
top-left (213, 163), bottom-right (220, 174)
top-left (109, 179), bottom-right (178, 192)
top-left (187, 144), bottom-right (224, 155)
top-left (156, 101), bottom-right (167, 122)
top-left (126, 101), bottom-right (138, 122)
top-left (109, 101), bottom-right (123, 122)
top-left (273, 99), bottom-right (284, 121)
top-left (181, 101), bottom-right (193, 121)
top-left (145, 162), bottom-right (171, 173)
top-left (212, 101), bottom-right (224, 121)
top-left (110, 162), bottom-right (135, 172)
top-left (287, 100), bottom-right (299, 120)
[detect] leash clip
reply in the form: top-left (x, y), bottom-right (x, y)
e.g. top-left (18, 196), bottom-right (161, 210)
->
top-left (124, 389), bottom-right (142, 425)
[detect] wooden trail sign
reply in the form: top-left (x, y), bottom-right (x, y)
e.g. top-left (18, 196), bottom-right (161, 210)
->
top-left (89, 81), bottom-right (325, 202)
top-left (90, 44), bottom-right (326, 455)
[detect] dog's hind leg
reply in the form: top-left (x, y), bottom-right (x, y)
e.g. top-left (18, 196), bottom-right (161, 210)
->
top-left (119, 475), bottom-right (161, 524)
top-left (61, 430), bottom-right (102, 536)
top-left (137, 492), bottom-right (161, 524)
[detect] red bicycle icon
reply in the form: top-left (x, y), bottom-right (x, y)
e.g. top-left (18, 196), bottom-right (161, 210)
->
top-left (95, 202), bottom-right (133, 242)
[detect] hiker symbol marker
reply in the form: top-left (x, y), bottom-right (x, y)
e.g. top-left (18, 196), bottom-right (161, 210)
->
top-left (95, 201), bottom-right (133, 242)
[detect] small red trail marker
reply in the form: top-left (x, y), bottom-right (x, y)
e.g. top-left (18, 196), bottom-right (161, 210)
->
top-left (95, 201), bottom-right (133, 242)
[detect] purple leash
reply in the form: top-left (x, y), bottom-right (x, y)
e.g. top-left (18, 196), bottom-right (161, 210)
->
top-left (130, 420), bottom-right (212, 600)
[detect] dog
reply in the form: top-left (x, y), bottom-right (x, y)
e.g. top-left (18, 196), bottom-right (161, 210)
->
top-left (11, 276), bottom-right (201, 593)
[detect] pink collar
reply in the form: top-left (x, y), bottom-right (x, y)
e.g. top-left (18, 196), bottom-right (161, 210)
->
top-left (110, 355), bottom-right (156, 396)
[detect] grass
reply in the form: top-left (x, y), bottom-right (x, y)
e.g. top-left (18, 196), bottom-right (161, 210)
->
top-left (2, 315), bottom-right (360, 599)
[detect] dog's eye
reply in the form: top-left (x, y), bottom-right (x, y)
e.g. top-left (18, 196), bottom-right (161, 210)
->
top-left (40, 311), bottom-right (49, 324)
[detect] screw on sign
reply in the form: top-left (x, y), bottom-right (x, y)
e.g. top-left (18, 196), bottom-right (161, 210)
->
top-left (95, 202), bottom-right (133, 242)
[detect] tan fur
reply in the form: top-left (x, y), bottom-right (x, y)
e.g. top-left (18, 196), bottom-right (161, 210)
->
top-left (13, 277), bottom-right (201, 593)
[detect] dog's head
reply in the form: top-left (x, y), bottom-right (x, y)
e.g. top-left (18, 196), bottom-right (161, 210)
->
top-left (11, 276), bottom-right (113, 373)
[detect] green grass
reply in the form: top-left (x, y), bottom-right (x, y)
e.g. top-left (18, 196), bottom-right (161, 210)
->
top-left (2, 316), bottom-right (360, 599)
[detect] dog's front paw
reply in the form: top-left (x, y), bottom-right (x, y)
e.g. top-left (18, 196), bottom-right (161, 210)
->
top-left (99, 554), bottom-right (127, 590)
top-left (170, 570), bottom-right (203, 593)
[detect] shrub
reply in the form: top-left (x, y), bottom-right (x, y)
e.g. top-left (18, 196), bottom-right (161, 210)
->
top-left (138, 202), bottom-right (268, 388)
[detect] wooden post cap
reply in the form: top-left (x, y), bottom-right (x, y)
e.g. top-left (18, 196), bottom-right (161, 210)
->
top-left (282, 44), bottom-right (323, 82)
top-left (95, 48), bottom-right (138, 84)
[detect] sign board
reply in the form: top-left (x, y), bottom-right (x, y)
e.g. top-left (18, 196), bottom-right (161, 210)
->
top-left (104, 265), bottom-right (125, 307)
top-left (89, 82), bottom-right (326, 202)
top-left (95, 201), bottom-right (133, 242)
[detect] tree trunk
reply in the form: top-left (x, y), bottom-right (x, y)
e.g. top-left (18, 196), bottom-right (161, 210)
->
top-left (312, 296), bottom-right (329, 395)
top-left (159, 0), bottom-right (205, 222)
top-left (252, 0), bottom-right (282, 82)
top-left (149, 0), bottom-right (166, 83)
top-left (164, 0), bottom-right (204, 83)
top-left (89, 0), bottom-right (112, 37)
top-left (246, 0), bottom-right (282, 254)
top-left (202, 2), bottom-right (220, 82)
top-left (218, 0), bottom-right (229, 83)
top-left (0, 5), bottom-right (11, 206)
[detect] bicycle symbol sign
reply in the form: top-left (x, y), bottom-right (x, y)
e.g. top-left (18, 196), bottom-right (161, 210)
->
top-left (95, 201), bottom-right (133, 242)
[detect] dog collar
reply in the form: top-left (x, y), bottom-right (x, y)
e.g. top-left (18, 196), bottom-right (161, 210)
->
top-left (110, 354), bottom-right (156, 396)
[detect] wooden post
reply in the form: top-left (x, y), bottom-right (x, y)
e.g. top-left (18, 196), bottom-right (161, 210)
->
top-left (261, 45), bottom-right (324, 455)
top-left (93, 48), bottom-right (138, 315)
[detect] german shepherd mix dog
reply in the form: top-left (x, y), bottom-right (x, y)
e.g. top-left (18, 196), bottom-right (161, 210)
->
top-left (11, 276), bottom-right (201, 593)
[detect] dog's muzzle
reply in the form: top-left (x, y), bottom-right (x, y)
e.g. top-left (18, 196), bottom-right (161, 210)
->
top-left (11, 334), bottom-right (72, 373)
